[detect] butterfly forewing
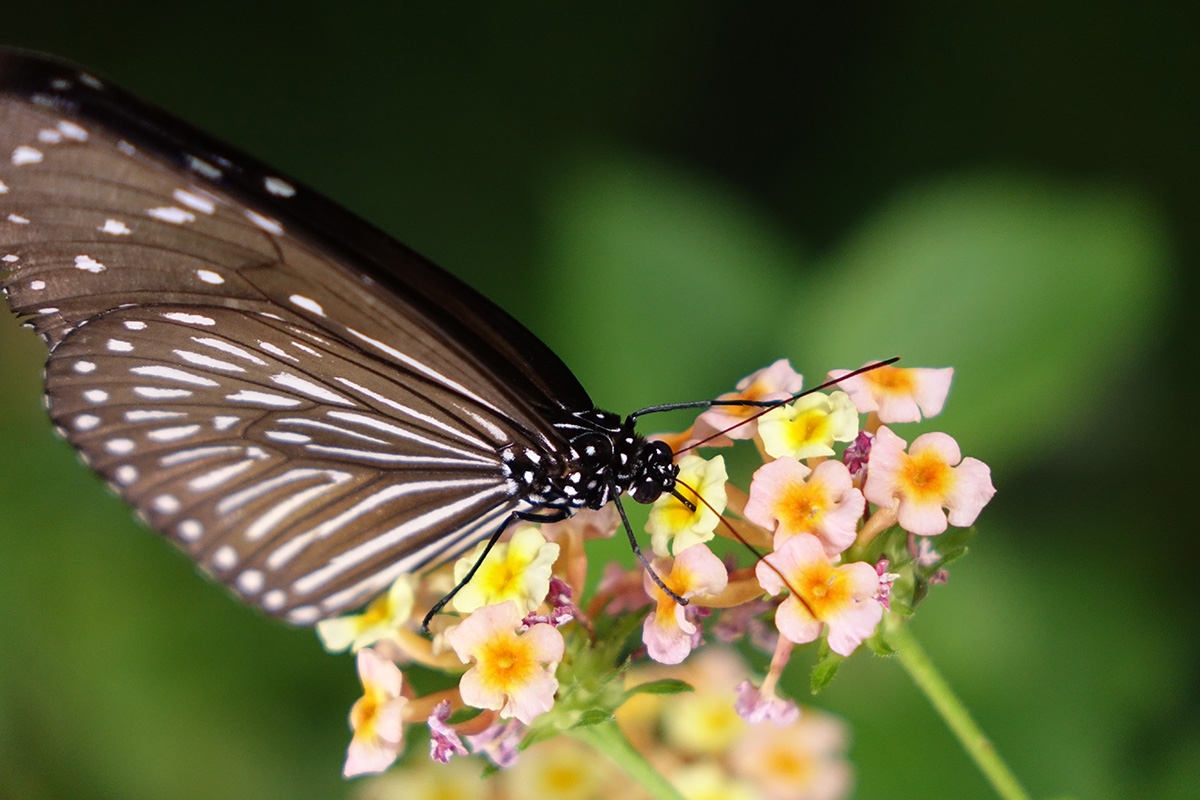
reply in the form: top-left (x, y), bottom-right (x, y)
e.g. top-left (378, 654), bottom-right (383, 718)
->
top-left (0, 50), bottom-right (580, 623)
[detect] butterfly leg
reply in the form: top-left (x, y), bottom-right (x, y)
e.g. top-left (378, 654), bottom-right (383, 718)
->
top-left (613, 497), bottom-right (687, 606)
top-left (422, 512), bottom-right (520, 631)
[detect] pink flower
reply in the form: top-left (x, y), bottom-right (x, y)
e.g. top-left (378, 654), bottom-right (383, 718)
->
top-left (643, 544), bottom-right (729, 664)
top-left (465, 718), bottom-right (525, 768)
top-left (343, 648), bottom-right (408, 778)
top-left (735, 680), bottom-right (801, 726)
top-left (863, 426), bottom-right (996, 536)
top-left (744, 457), bottom-right (865, 556)
top-left (828, 363), bottom-right (954, 423)
top-left (731, 708), bottom-right (854, 800)
top-left (444, 601), bottom-right (564, 725)
top-left (697, 359), bottom-right (805, 440)
top-left (427, 700), bottom-right (467, 763)
top-left (756, 534), bottom-right (882, 657)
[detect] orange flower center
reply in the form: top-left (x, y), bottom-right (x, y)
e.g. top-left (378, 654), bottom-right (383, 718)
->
top-left (900, 449), bottom-right (953, 501)
top-left (867, 365), bottom-right (914, 393)
top-left (764, 743), bottom-right (814, 782)
top-left (478, 633), bottom-right (537, 690)
top-left (776, 483), bottom-right (826, 533)
top-left (797, 561), bottom-right (850, 620)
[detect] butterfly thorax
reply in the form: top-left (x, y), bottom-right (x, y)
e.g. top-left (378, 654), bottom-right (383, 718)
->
top-left (501, 409), bottom-right (677, 512)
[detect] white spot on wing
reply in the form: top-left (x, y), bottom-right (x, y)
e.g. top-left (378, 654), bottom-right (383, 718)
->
top-left (106, 339), bottom-right (134, 353)
top-left (57, 120), bottom-right (89, 141)
top-left (147, 424), bottom-right (201, 443)
top-left (196, 269), bottom-right (224, 285)
top-left (213, 415), bottom-right (240, 431)
top-left (226, 389), bottom-right (303, 408)
top-left (270, 372), bottom-right (352, 405)
top-left (287, 606), bottom-right (320, 625)
top-left (162, 312), bottom-right (216, 326)
top-left (74, 414), bottom-right (101, 431)
top-left (173, 349), bottom-right (244, 372)
top-left (38, 128), bottom-right (63, 144)
top-left (123, 320), bottom-right (147, 331)
top-left (152, 494), bottom-right (181, 514)
top-left (178, 519), bottom-right (204, 542)
top-left (8, 214), bottom-right (30, 225)
top-left (264, 176), bottom-right (295, 197)
top-left (245, 210), bottom-right (283, 235)
top-left (193, 337), bottom-right (265, 365)
top-left (79, 73), bottom-right (103, 89)
top-left (212, 545), bottom-right (238, 571)
top-left (133, 387), bottom-right (194, 400)
top-left (173, 189), bottom-right (215, 214)
top-left (259, 341), bottom-right (298, 362)
top-left (73, 360), bottom-right (97, 374)
top-left (12, 146), bottom-right (43, 165)
top-left (186, 156), bottom-right (221, 179)
top-left (74, 254), bottom-right (106, 273)
top-left (105, 438), bottom-right (136, 455)
top-left (83, 389), bottom-right (109, 403)
top-left (264, 431), bottom-right (312, 444)
top-left (237, 570), bottom-right (265, 595)
top-left (114, 465), bottom-right (138, 485)
top-left (147, 206), bottom-right (196, 224)
top-left (288, 294), bottom-right (324, 316)
top-left (262, 590), bottom-right (287, 611)
top-left (129, 365), bottom-right (218, 387)
top-left (29, 279), bottom-right (45, 290)
top-left (117, 141), bottom-right (136, 156)
top-left (100, 219), bottom-right (132, 235)
top-left (0, 179), bottom-right (8, 193)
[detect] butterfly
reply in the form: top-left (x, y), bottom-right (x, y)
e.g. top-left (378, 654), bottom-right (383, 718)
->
top-left (0, 49), bottom-right (891, 629)
top-left (0, 48), bottom-right (692, 627)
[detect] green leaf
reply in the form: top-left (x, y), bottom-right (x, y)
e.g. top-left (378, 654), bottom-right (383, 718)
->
top-left (624, 678), bottom-right (695, 698)
top-left (811, 645), bottom-right (844, 694)
top-left (572, 709), bottom-right (616, 729)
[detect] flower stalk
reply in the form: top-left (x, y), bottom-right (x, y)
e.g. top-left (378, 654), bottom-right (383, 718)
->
top-left (884, 618), bottom-right (1031, 800)
top-left (569, 719), bottom-right (687, 800)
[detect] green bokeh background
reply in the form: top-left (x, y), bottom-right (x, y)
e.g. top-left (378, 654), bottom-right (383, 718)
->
top-left (1, 5), bottom-right (1196, 799)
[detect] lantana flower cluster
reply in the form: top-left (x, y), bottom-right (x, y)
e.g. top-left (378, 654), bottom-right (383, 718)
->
top-left (316, 361), bottom-right (995, 798)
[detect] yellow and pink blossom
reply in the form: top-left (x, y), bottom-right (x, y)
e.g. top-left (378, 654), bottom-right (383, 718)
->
top-left (758, 391), bottom-right (858, 460)
top-left (828, 363), bottom-right (953, 423)
top-left (445, 601), bottom-right (564, 725)
top-left (643, 544), bottom-right (729, 664)
top-left (744, 457), bottom-right (865, 555)
top-left (756, 533), bottom-right (882, 656)
top-left (697, 358), bottom-right (806, 440)
top-left (646, 454), bottom-right (728, 557)
top-left (316, 575), bottom-right (415, 654)
top-left (343, 648), bottom-right (408, 778)
top-left (451, 525), bottom-right (560, 614)
top-left (863, 426), bottom-right (996, 536)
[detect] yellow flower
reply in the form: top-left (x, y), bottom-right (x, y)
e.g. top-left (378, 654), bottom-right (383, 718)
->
top-left (758, 391), bottom-right (858, 460)
top-left (646, 454), bottom-right (728, 557)
top-left (316, 575), bottom-right (415, 653)
top-left (451, 525), bottom-right (560, 613)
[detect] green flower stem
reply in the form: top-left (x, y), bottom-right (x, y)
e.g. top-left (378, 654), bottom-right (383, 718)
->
top-left (570, 719), bottom-right (685, 800)
top-left (884, 619), bottom-right (1031, 800)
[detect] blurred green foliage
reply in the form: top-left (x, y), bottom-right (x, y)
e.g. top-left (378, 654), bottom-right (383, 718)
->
top-left (1, 5), bottom-right (1197, 800)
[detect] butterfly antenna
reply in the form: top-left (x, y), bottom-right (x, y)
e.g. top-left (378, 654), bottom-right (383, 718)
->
top-left (676, 357), bottom-right (899, 454)
top-left (676, 477), bottom-right (816, 618)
